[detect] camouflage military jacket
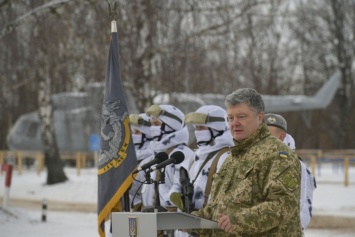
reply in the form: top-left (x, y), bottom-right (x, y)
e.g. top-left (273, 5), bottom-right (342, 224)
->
top-left (192, 124), bottom-right (302, 237)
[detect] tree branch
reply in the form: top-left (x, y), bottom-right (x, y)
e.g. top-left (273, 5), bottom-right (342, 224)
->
top-left (0, 0), bottom-right (70, 39)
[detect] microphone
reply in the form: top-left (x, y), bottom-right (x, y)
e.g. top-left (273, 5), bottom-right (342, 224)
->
top-left (148, 151), bottom-right (185, 172)
top-left (133, 152), bottom-right (168, 174)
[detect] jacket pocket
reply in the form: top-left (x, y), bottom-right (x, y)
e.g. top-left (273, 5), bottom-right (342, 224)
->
top-left (230, 164), bottom-right (255, 205)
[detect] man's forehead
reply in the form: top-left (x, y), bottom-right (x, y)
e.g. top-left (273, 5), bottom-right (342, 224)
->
top-left (227, 103), bottom-right (253, 113)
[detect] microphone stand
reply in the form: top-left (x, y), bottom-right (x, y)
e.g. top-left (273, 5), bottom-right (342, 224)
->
top-left (142, 169), bottom-right (167, 213)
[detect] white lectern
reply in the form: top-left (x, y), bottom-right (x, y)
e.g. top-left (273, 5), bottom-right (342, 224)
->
top-left (112, 212), bottom-right (218, 237)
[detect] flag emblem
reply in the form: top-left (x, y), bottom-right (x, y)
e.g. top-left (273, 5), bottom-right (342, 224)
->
top-left (129, 216), bottom-right (138, 237)
top-left (98, 100), bottom-right (130, 174)
top-left (279, 151), bottom-right (288, 159)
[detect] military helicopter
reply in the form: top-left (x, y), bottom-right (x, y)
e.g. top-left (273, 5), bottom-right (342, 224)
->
top-left (154, 71), bottom-right (340, 128)
top-left (7, 71), bottom-right (340, 152)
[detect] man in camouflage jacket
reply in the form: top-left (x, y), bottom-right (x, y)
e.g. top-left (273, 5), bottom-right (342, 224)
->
top-left (191, 88), bottom-right (302, 237)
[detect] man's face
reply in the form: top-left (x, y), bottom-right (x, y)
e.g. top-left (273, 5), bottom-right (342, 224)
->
top-left (195, 125), bottom-right (208, 131)
top-left (227, 103), bottom-right (264, 142)
top-left (132, 128), bottom-right (142, 135)
top-left (151, 117), bottom-right (162, 126)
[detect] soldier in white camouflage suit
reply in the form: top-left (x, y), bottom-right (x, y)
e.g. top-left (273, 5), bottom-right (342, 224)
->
top-left (143, 104), bottom-right (195, 211)
top-left (170, 105), bottom-right (234, 237)
top-left (128, 113), bottom-right (154, 211)
top-left (191, 88), bottom-right (302, 237)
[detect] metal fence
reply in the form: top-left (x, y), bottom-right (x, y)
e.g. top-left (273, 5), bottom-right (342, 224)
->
top-left (0, 149), bottom-right (354, 186)
top-left (296, 149), bottom-right (355, 186)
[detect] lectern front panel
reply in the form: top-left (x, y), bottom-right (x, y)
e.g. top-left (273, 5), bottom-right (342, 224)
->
top-left (112, 212), bottom-right (157, 237)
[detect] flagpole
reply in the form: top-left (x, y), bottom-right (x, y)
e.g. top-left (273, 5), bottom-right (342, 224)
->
top-left (110, 18), bottom-right (131, 213)
top-left (111, 6), bottom-right (132, 214)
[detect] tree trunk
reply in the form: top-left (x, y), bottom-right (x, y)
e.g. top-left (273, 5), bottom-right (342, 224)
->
top-left (331, 0), bottom-right (352, 148)
top-left (132, 0), bottom-right (155, 111)
top-left (38, 72), bottom-right (68, 185)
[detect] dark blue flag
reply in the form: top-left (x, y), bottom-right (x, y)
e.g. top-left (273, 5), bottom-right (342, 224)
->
top-left (97, 20), bottom-right (138, 237)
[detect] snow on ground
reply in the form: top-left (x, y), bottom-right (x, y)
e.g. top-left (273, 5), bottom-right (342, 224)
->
top-left (311, 164), bottom-right (355, 217)
top-left (0, 207), bottom-right (97, 237)
top-left (0, 163), bottom-right (355, 236)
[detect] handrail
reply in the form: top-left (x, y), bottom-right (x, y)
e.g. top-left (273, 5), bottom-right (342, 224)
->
top-left (296, 149), bottom-right (355, 187)
top-left (0, 149), bottom-right (352, 185)
top-left (0, 150), bottom-right (97, 176)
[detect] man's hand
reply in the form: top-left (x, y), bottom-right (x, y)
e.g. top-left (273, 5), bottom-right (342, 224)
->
top-left (218, 214), bottom-right (233, 233)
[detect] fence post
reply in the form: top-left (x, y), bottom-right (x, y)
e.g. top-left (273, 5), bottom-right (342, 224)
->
top-left (76, 152), bottom-right (81, 176)
top-left (17, 151), bottom-right (23, 175)
top-left (82, 153), bottom-right (87, 169)
top-left (310, 155), bottom-right (316, 176)
top-left (344, 156), bottom-right (349, 187)
top-left (36, 152), bottom-right (44, 175)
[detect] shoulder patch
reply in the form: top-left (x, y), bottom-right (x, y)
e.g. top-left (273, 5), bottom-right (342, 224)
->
top-left (278, 169), bottom-right (298, 191)
top-left (279, 151), bottom-right (288, 159)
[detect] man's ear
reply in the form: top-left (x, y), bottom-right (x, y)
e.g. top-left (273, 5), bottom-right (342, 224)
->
top-left (280, 132), bottom-right (286, 141)
top-left (258, 112), bottom-right (265, 124)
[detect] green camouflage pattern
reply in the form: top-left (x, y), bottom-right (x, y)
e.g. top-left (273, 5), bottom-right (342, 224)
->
top-left (192, 123), bottom-right (302, 237)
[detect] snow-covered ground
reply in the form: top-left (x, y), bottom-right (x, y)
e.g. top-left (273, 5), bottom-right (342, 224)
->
top-left (0, 163), bottom-right (355, 236)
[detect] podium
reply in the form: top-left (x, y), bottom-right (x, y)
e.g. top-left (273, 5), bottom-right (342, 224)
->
top-left (112, 212), bottom-right (219, 237)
